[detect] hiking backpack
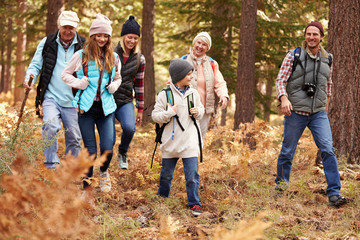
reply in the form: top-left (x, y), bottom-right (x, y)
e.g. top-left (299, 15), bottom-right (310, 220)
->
top-left (151, 87), bottom-right (203, 168)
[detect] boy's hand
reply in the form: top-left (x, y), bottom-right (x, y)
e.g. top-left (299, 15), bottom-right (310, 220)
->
top-left (168, 103), bottom-right (177, 113)
top-left (189, 107), bottom-right (199, 118)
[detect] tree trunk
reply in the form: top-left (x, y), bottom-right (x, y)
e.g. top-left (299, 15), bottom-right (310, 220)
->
top-left (257, 0), bottom-right (271, 122)
top-left (141, 0), bottom-right (155, 124)
top-left (1, 40), bottom-right (4, 93)
top-left (221, 5), bottom-right (234, 127)
top-left (14, 0), bottom-right (27, 105)
top-left (328, 0), bottom-right (360, 163)
top-left (264, 74), bottom-right (273, 122)
top-left (234, 0), bottom-right (257, 129)
top-left (46, 0), bottom-right (64, 35)
top-left (0, 16), bottom-right (4, 93)
top-left (5, 17), bottom-right (12, 93)
top-left (210, 1), bottom-right (234, 127)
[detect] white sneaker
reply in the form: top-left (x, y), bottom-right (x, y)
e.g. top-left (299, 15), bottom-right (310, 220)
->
top-left (99, 170), bottom-right (111, 192)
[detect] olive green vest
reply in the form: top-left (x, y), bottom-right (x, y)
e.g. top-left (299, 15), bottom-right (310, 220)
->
top-left (287, 46), bottom-right (332, 114)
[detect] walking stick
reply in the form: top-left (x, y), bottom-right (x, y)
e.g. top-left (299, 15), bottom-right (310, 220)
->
top-left (14, 74), bottom-right (34, 134)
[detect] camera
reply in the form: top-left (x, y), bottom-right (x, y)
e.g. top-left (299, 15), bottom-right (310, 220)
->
top-left (302, 83), bottom-right (316, 97)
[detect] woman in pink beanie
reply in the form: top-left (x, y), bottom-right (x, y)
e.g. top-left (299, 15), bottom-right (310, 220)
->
top-left (62, 13), bottom-right (122, 198)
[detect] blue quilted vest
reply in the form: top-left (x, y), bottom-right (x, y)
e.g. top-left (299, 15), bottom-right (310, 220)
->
top-left (72, 50), bottom-right (117, 116)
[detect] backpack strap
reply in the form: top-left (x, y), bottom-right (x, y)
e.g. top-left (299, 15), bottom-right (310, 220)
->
top-left (186, 92), bottom-right (203, 163)
top-left (291, 47), bottom-right (302, 74)
top-left (164, 87), bottom-right (174, 106)
top-left (164, 87), bottom-right (185, 132)
top-left (206, 56), bottom-right (216, 74)
top-left (326, 51), bottom-right (332, 67)
top-left (187, 92), bottom-right (194, 114)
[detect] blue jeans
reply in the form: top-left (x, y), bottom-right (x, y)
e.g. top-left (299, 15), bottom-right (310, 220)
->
top-left (113, 102), bottom-right (136, 154)
top-left (78, 101), bottom-right (114, 188)
top-left (42, 98), bottom-right (81, 168)
top-left (158, 157), bottom-right (201, 207)
top-left (275, 111), bottom-right (341, 196)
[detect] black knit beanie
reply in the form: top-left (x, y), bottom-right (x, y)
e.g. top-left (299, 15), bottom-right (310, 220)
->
top-left (121, 16), bottom-right (141, 36)
top-left (169, 58), bottom-right (194, 84)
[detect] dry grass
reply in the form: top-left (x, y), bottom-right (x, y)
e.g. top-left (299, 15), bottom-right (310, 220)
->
top-left (1, 93), bottom-right (359, 239)
top-left (0, 151), bottom-right (98, 240)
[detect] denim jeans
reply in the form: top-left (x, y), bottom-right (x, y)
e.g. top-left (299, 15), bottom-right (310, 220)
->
top-left (275, 111), bottom-right (341, 196)
top-left (42, 98), bottom-right (81, 168)
top-left (158, 157), bottom-right (201, 207)
top-left (78, 101), bottom-right (114, 188)
top-left (113, 102), bottom-right (136, 154)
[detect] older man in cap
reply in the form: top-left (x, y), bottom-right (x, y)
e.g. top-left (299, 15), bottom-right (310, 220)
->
top-left (24, 11), bottom-right (84, 169)
top-left (182, 32), bottom-right (229, 140)
top-left (274, 21), bottom-right (347, 207)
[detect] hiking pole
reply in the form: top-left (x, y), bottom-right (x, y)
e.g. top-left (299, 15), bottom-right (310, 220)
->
top-left (150, 142), bottom-right (158, 168)
top-left (14, 74), bottom-right (34, 135)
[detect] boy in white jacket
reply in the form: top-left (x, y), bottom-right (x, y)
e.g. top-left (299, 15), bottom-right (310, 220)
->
top-left (152, 58), bottom-right (204, 216)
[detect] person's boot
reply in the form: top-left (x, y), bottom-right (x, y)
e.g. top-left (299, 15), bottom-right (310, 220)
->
top-left (118, 152), bottom-right (128, 169)
top-left (329, 195), bottom-right (347, 207)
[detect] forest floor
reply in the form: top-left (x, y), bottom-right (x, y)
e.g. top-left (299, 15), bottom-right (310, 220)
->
top-left (0, 92), bottom-right (360, 240)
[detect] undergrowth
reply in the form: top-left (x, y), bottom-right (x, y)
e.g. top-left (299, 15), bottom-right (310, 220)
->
top-left (0, 94), bottom-right (359, 239)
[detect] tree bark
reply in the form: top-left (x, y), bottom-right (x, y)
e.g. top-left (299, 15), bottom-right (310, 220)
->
top-left (264, 74), bottom-right (273, 122)
top-left (0, 16), bottom-right (4, 93)
top-left (5, 17), bottom-right (12, 93)
top-left (46, 0), bottom-right (64, 35)
top-left (141, 0), bottom-right (155, 124)
top-left (234, 0), bottom-right (257, 129)
top-left (210, 1), bottom-right (234, 127)
top-left (328, 0), bottom-right (360, 163)
top-left (1, 40), bottom-right (4, 93)
top-left (14, 0), bottom-right (27, 105)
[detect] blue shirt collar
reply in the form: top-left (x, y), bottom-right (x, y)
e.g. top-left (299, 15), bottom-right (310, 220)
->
top-left (174, 84), bottom-right (190, 95)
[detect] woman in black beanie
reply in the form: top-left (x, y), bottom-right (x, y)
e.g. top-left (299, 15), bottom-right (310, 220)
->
top-left (113, 15), bottom-right (146, 169)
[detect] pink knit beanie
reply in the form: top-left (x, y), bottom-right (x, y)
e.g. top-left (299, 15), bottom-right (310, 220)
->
top-left (89, 13), bottom-right (112, 37)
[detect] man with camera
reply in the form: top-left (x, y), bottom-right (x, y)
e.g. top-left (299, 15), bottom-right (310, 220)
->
top-left (274, 21), bottom-right (347, 207)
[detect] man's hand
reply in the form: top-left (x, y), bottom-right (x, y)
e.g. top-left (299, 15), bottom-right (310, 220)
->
top-left (24, 81), bottom-right (34, 91)
top-left (136, 112), bottom-right (143, 125)
top-left (280, 95), bottom-right (292, 116)
top-left (219, 96), bottom-right (228, 109)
